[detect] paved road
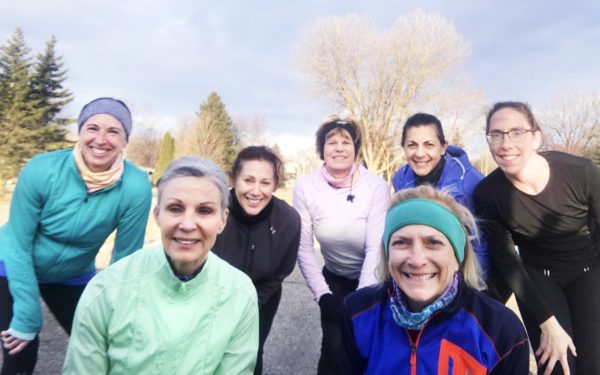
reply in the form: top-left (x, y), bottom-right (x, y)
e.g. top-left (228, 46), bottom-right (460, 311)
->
top-left (0, 265), bottom-right (321, 375)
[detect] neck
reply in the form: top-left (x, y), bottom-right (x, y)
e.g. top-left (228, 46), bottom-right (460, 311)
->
top-left (326, 165), bottom-right (353, 180)
top-left (506, 153), bottom-right (549, 194)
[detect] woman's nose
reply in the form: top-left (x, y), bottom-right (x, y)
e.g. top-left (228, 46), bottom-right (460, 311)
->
top-left (406, 244), bottom-right (427, 267)
top-left (179, 211), bottom-right (196, 230)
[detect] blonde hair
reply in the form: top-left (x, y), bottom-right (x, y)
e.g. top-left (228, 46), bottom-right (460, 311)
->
top-left (378, 185), bottom-right (486, 291)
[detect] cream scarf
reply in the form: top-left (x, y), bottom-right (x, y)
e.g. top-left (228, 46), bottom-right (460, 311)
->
top-left (73, 142), bottom-right (125, 193)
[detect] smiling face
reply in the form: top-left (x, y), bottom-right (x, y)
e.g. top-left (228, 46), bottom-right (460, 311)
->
top-left (403, 125), bottom-right (447, 177)
top-left (388, 224), bottom-right (459, 312)
top-left (154, 175), bottom-right (228, 276)
top-left (234, 159), bottom-right (276, 216)
top-left (323, 129), bottom-right (356, 178)
top-left (79, 114), bottom-right (128, 172)
top-left (487, 108), bottom-right (541, 179)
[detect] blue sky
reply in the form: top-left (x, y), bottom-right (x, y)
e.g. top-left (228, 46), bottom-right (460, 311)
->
top-left (1, 0), bottom-right (599, 152)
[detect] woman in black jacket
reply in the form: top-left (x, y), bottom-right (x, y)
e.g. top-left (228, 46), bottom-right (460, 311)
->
top-left (213, 146), bottom-right (300, 375)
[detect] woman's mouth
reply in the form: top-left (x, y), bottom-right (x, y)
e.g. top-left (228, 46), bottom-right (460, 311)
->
top-left (174, 238), bottom-right (200, 245)
top-left (402, 272), bottom-right (436, 281)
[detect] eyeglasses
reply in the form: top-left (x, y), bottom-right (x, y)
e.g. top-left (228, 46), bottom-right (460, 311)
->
top-left (486, 129), bottom-right (535, 144)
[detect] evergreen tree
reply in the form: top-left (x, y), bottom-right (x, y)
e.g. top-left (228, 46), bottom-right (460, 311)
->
top-left (196, 92), bottom-right (238, 169)
top-left (0, 29), bottom-right (72, 180)
top-left (155, 132), bottom-right (175, 184)
top-left (29, 35), bottom-right (73, 149)
top-left (0, 28), bottom-right (41, 180)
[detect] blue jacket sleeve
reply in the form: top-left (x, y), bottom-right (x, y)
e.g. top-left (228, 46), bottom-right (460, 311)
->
top-left (2, 160), bottom-right (47, 338)
top-left (111, 172), bottom-right (152, 263)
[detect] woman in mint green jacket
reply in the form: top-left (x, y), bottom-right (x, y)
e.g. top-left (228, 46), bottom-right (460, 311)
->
top-left (0, 97), bottom-right (152, 374)
top-left (63, 157), bottom-right (259, 374)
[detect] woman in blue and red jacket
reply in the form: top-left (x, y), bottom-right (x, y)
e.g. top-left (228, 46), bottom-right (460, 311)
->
top-left (340, 185), bottom-right (530, 374)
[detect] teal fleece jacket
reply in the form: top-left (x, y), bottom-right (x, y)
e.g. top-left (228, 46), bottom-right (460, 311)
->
top-left (63, 246), bottom-right (259, 375)
top-left (0, 148), bottom-right (152, 339)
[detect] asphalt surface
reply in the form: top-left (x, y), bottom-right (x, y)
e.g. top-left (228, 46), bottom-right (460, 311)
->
top-left (1, 265), bottom-right (321, 375)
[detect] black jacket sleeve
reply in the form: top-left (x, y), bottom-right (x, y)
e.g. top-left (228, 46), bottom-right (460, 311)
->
top-left (473, 181), bottom-right (552, 325)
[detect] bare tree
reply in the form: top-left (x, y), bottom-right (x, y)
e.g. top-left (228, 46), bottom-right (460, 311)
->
top-left (541, 90), bottom-right (600, 156)
top-left (175, 113), bottom-right (229, 167)
top-left (296, 10), bottom-right (480, 180)
top-left (126, 124), bottom-right (161, 168)
top-left (232, 114), bottom-right (270, 147)
top-left (285, 147), bottom-right (322, 184)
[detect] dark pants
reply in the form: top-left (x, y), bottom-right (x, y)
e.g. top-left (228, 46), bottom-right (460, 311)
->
top-left (484, 264), bottom-right (513, 304)
top-left (518, 264), bottom-right (600, 375)
top-left (317, 267), bottom-right (358, 375)
top-left (0, 276), bottom-right (86, 375)
top-left (254, 287), bottom-right (282, 375)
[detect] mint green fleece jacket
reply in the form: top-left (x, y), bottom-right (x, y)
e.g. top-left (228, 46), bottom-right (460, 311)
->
top-left (0, 148), bottom-right (152, 339)
top-left (62, 246), bottom-right (259, 375)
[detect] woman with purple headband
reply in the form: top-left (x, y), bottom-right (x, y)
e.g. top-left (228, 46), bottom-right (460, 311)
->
top-left (0, 97), bottom-right (151, 374)
top-left (293, 115), bottom-right (390, 374)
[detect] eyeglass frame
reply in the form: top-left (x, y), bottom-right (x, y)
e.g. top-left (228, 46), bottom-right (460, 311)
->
top-left (485, 128), bottom-right (536, 144)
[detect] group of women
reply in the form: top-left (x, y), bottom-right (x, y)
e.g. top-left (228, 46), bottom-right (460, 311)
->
top-left (0, 97), bottom-right (598, 375)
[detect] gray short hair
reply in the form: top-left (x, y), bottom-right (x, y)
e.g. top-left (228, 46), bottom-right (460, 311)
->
top-left (156, 157), bottom-right (229, 211)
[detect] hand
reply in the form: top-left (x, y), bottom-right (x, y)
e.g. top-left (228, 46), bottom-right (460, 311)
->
top-left (318, 293), bottom-right (343, 320)
top-left (1, 330), bottom-right (32, 355)
top-left (536, 316), bottom-right (577, 375)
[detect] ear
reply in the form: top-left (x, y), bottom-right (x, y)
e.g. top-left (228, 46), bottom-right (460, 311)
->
top-left (532, 130), bottom-right (543, 150)
top-left (440, 142), bottom-right (448, 155)
top-left (218, 208), bottom-right (229, 234)
top-left (153, 205), bottom-right (160, 226)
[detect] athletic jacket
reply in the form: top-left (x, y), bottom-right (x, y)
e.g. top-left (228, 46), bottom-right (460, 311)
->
top-left (0, 148), bottom-right (151, 338)
top-left (63, 245), bottom-right (259, 374)
top-left (213, 191), bottom-right (300, 307)
top-left (391, 145), bottom-right (489, 273)
top-left (341, 277), bottom-right (530, 375)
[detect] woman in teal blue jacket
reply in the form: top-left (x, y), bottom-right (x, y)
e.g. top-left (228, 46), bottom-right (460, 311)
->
top-left (0, 97), bottom-right (152, 374)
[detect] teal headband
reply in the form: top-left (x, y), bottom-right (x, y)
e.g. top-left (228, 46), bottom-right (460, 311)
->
top-left (383, 199), bottom-right (466, 264)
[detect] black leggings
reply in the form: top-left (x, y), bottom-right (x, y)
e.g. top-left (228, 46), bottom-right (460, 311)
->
top-left (0, 277), bottom-right (86, 375)
top-left (517, 264), bottom-right (600, 375)
top-left (317, 267), bottom-right (358, 375)
top-left (254, 287), bottom-right (282, 375)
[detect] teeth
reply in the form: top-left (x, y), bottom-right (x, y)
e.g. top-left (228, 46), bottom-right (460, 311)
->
top-left (92, 148), bottom-right (108, 155)
top-left (404, 273), bottom-right (435, 281)
top-left (502, 155), bottom-right (517, 161)
top-left (175, 239), bottom-right (198, 245)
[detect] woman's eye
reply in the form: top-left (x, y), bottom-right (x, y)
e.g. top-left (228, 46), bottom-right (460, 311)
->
top-left (199, 207), bottom-right (214, 215)
top-left (167, 205), bottom-right (182, 213)
top-left (426, 239), bottom-right (445, 247)
top-left (391, 239), bottom-right (407, 247)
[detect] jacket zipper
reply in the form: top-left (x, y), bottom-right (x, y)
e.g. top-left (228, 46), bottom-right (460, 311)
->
top-left (407, 312), bottom-right (440, 375)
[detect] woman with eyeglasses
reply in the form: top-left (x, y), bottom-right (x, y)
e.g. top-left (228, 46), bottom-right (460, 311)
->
top-left (474, 101), bottom-right (600, 375)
